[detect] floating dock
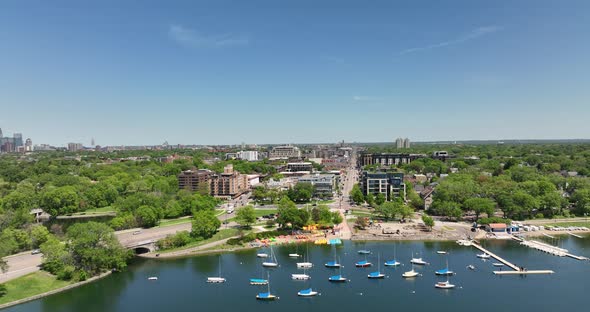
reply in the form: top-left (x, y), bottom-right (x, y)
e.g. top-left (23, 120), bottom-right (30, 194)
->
top-left (568, 232), bottom-right (584, 239)
top-left (493, 270), bottom-right (555, 275)
top-left (542, 233), bottom-right (556, 239)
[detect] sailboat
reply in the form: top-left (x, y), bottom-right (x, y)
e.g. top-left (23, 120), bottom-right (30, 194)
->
top-left (435, 276), bottom-right (456, 289)
top-left (256, 272), bottom-right (278, 300)
top-left (297, 243), bottom-right (313, 268)
top-left (410, 252), bottom-right (428, 265)
top-left (262, 245), bottom-right (279, 267)
top-left (250, 260), bottom-right (269, 285)
top-left (435, 259), bottom-right (454, 276)
top-left (358, 249), bottom-right (371, 255)
top-left (297, 287), bottom-right (319, 297)
top-left (291, 265), bottom-right (311, 280)
top-left (368, 253), bottom-right (385, 279)
top-left (328, 258), bottom-right (348, 282)
top-left (207, 255), bottom-right (226, 283)
top-left (325, 246), bottom-right (341, 268)
top-left (476, 252), bottom-right (491, 259)
top-left (402, 262), bottom-right (419, 278)
top-left (384, 244), bottom-right (400, 267)
top-left (355, 253), bottom-right (372, 267)
top-left (289, 244), bottom-right (301, 258)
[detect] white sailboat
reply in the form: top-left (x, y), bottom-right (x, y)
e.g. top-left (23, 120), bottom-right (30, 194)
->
top-left (262, 245), bottom-right (279, 267)
top-left (207, 255), bottom-right (226, 283)
top-left (297, 287), bottom-right (319, 297)
top-left (291, 265), bottom-right (311, 280)
top-left (435, 278), bottom-right (455, 289)
top-left (297, 243), bottom-right (313, 268)
top-left (402, 260), bottom-right (419, 278)
top-left (410, 252), bottom-right (428, 265)
top-left (289, 244), bottom-right (301, 258)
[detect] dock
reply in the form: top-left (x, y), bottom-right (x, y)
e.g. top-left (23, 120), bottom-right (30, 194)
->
top-left (568, 232), bottom-right (584, 239)
top-left (542, 233), bottom-right (556, 239)
top-left (493, 270), bottom-right (555, 275)
top-left (471, 242), bottom-right (520, 271)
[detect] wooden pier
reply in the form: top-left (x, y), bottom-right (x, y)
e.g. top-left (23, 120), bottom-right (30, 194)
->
top-left (568, 232), bottom-right (584, 239)
top-left (542, 233), bottom-right (556, 239)
top-left (471, 242), bottom-right (521, 271)
top-left (493, 270), bottom-right (555, 275)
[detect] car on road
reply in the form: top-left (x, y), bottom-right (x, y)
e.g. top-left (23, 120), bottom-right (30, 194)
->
top-left (132, 230), bottom-right (142, 235)
top-left (31, 249), bottom-right (41, 255)
top-left (226, 208), bottom-right (234, 214)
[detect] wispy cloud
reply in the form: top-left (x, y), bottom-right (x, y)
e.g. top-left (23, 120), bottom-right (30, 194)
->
top-left (353, 96), bottom-right (379, 101)
top-left (398, 26), bottom-right (502, 55)
top-left (168, 24), bottom-right (249, 48)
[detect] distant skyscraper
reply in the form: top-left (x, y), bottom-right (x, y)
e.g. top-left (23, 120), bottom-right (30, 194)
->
top-left (91, 138), bottom-right (95, 146)
top-left (403, 138), bottom-right (411, 149)
top-left (14, 133), bottom-right (23, 147)
top-left (395, 137), bottom-right (404, 149)
top-left (0, 128), bottom-right (3, 138)
top-left (25, 138), bottom-right (33, 152)
top-left (67, 142), bottom-right (83, 152)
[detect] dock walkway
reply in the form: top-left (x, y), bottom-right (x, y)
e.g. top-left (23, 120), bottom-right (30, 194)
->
top-left (471, 242), bottom-right (520, 271)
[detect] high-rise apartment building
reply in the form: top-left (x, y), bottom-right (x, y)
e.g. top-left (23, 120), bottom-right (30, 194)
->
top-left (403, 138), bottom-right (411, 149)
top-left (67, 143), bottom-right (83, 152)
top-left (210, 164), bottom-right (248, 198)
top-left (269, 145), bottom-right (301, 159)
top-left (25, 138), bottom-right (33, 152)
top-left (177, 169), bottom-right (213, 193)
top-left (395, 137), bottom-right (404, 149)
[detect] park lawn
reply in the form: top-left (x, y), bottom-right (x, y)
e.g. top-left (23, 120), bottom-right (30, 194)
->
top-left (70, 206), bottom-right (116, 216)
top-left (0, 271), bottom-right (73, 305)
top-left (546, 222), bottom-right (590, 228)
top-left (157, 217), bottom-right (193, 228)
top-left (350, 209), bottom-right (375, 217)
top-left (158, 228), bottom-right (241, 253)
top-left (227, 209), bottom-right (277, 222)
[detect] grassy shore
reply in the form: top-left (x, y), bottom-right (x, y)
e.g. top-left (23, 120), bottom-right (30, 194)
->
top-left (546, 221), bottom-right (590, 228)
top-left (0, 272), bottom-right (73, 305)
top-left (158, 228), bottom-right (242, 253)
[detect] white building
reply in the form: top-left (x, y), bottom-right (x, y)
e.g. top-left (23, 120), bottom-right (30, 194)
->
top-left (269, 145), bottom-right (301, 159)
top-left (238, 150), bottom-right (259, 161)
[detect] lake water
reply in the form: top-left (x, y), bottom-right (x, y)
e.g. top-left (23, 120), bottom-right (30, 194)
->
top-left (4, 236), bottom-right (590, 312)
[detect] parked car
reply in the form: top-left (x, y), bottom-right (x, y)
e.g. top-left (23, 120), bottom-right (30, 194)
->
top-left (31, 249), bottom-right (41, 255)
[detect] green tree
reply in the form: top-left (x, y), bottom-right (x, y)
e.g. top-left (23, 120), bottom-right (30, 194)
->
top-left (287, 183), bottom-right (313, 203)
top-left (331, 211), bottom-right (343, 225)
top-left (136, 205), bottom-right (160, 228)
top-left (39, 236), bottom-right (71, 277)
top-left (31, 225), bottom-right (50, 248)
top-left (350, 184), bottom-right (365, 205)
top-left (40, 186), bottom-right (80, 216)
top-left (66, 222), bottom-right (130, 275)
top-left (236, 205), bottom-right (256, 228)
top-left (463, 198), bottom-right (496, 220)
top-left (191, 209), bottom-right (221, 239)
top-left (375, 193), bottom-right (386, 206)
top-left (422, 214), bottom-right (435, 231)
top-left (365, 193), bottom-right (375, 207)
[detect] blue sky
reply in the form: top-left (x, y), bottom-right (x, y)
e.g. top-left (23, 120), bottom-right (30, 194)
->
top-left (1, 0), bottom-right (589, 146)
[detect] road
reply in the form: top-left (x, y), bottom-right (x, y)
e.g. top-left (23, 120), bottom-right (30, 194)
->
top-left (1, 252), bottom-right (43, 283)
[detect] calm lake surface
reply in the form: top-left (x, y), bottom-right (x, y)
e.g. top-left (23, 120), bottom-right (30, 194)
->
top-left (5, 236), bottom-right (590, 312)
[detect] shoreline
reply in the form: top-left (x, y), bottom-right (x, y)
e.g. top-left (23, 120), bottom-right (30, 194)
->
top-left (0, 271), bottom-right (112, 310)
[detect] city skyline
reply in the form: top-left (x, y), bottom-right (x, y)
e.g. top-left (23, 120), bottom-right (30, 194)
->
top-left (1, 0), bottom-right (590, 146)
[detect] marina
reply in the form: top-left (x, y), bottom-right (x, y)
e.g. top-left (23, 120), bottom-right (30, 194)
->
top-left (3, 238), bottom-right (589, 312)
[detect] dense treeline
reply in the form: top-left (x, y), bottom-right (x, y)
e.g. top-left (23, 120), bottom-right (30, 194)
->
top-left (366, 143), bottom-right (590, 220)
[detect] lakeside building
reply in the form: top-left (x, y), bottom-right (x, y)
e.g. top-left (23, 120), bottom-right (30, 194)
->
top-left (360, 171), bottom-right (406, 201)
top-left (269, 145), bottom-right (301, 159)
top-left (210, 164), bottom-right (248, 199)
top-left (298, 174), bottom-right (337, 198)
top-left (177, 169), bottom-right (213, 193)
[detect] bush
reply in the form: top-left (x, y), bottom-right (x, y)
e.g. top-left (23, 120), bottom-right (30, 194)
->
top-left (535, 213), bottom-right (544, 219)
top-left (77, 270), bottom-right (88, 282)
top-left (57, 265), bottom-right (75, 281)
top-left (0, 283), bottom-right (6, 297)
top-left (156, 231), bottom-right (192, 249)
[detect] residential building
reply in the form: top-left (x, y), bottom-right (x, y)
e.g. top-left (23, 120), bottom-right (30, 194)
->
top-left (358, 152), bottom-right (424, 167)
top-left (360, 171), bottom-right (406, 201)
top-left (210, 164), bottom-right (248, 199)
top-left (287, 162), bottom-right (313, 172)
top-left (67, 142), bottom-right (83, 152)
top-left (25, 138), bottom-right (33, 152)
top-left (395, 137), bottom-right (404, 149)
top-left (238, 150), bottom-right (259, 161)
top-left (403, 138), bottom-right (411, 149)
top-left (177, 169), bottom-right (213, 193)
top-left (298, 174), bottom-right (337, 198)
top-left (269, 145), bottom-right (301, 159)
